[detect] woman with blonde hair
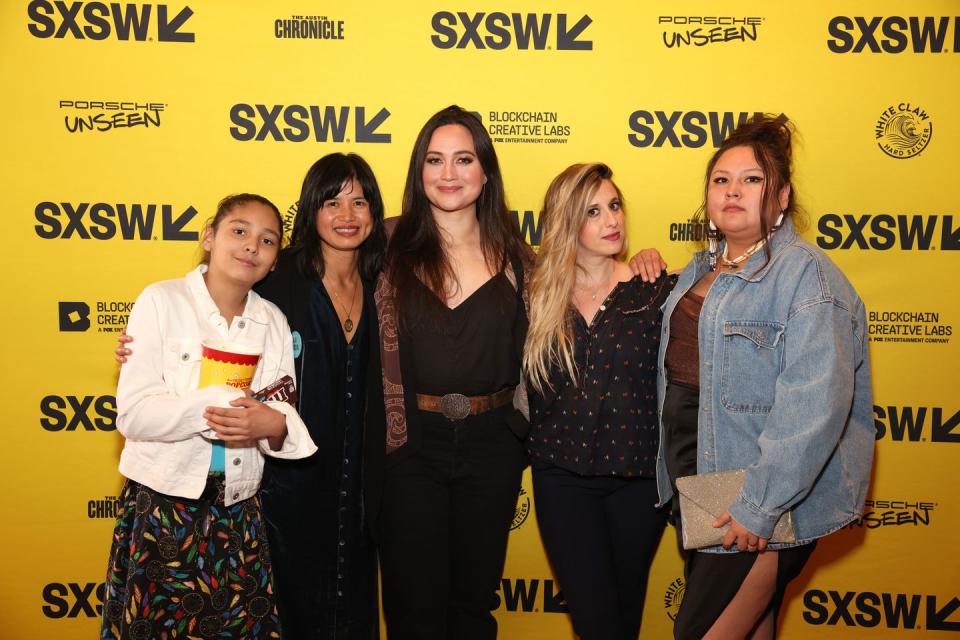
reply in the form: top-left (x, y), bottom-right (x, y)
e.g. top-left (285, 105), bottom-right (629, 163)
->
top-left (524, 163), bottom-right (673, 640)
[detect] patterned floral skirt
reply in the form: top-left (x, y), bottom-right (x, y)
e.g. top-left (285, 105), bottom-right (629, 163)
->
top-left (100, 474), bottom-right (281, 639)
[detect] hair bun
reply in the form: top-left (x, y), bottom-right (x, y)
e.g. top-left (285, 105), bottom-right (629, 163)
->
top-left (743, 113), bottom-right (793, 162)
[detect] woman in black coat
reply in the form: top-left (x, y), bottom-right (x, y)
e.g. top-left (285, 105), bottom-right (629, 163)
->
top-left (255, 153), bottom-right (388, 640)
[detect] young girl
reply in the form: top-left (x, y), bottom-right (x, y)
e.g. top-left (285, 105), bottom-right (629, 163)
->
top-left (101, 194), bottom-right (317, 640)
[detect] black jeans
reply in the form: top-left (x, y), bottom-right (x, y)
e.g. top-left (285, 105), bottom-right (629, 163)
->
top-left (532, 462), bottom-right (666, 640)
top-left (378, 405), bottom-right (528, 640)
top-left (673, 542), bottom-right (817, 640)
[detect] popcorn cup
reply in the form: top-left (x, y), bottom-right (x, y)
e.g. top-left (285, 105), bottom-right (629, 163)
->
top-left (199, 340), bottom-right (262, 390)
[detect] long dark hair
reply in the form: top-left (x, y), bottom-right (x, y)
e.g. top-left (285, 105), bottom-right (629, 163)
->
top-left (287, 152), bottom-right (387, 281)
top-left (694, 113), bottom-right (806, 261)
top-left (387, 105), bottom-right (526, 325)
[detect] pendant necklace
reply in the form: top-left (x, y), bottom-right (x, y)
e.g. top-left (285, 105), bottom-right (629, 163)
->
top-left (326, 278), bottom-right (358, 333)
top-left (576, 265), bottom-right (615, 302)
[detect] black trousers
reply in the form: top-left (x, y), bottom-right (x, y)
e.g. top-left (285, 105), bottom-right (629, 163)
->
top-left (673, 542), bottom-right (816, 640)
top-left (378, 405), bottom-right (528, 640)
top-left (532, 462), bottom-right (666, 640)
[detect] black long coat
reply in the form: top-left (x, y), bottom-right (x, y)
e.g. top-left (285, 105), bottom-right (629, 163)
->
top-left (255, 250), bottom-right (385, 640)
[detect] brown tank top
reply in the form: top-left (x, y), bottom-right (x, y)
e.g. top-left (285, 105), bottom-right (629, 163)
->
top-left (665, 290), bottom-right (703, 388)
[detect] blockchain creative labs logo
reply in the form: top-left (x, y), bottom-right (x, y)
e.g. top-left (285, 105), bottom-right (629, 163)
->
top-left (875, 103), bottom-right (932, 159)
top-left (845, 499), bottom-right (938, 530)
top-left (511, 487), bottom-right (531, 530)
top-left (476, 110), bottom-right (571, 146)
top-left (58, 299), bottom-right (133, 333)
top-left (274, 14), bottom-right (344, 40)
top-left (663, 576), bottom-right (685, 622)
top-left (59, 301), bottom-right (90, 332)
top-left (60, 100), bottom-right (165, 134)
top-left (659, 16), bottom-right (764, 48)
top-left (27, 1), bottom-right (194, 42)
top-left (868, 309), bottom-right (952, 345)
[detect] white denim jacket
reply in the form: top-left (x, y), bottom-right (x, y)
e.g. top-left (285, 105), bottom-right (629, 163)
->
top-left (117, 266), bottom-right (317, 505)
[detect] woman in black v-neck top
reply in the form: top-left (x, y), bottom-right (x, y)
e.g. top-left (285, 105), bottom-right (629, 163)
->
top-left (375, 106), bottom-right (532, 640)
top-left (400, 272), bottom-right (524, 397)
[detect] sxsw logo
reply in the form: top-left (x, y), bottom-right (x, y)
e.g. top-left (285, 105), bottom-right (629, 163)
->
top-left (628, 111), bottom-right (765, 148)
top-left (40, 395), bottom-right (117, 431)
top-left (229, 105), bottom-right (391, 143)
top-left (511, 209), bottom-right (542, 247)
top-left (816, 214), bottom-right (960, 251)
top-left (27, 1), bottom-right (194, 42)
top-left (59, 302), bottom-right (90, 332)
top-left (42, 582), bottom-right (105, 618)
top-left (827, 16), bottom-right (959, 53)
top-left (431, 12), bottom-right (592, 50)
top-left (803, 590), bottom-right (960, 631)
top-left (494, 578), bottom-right (569, 613)
top-left (874, 405), bottom-right (959, 443)
top-left (34, 202), bottom-right (198, 241)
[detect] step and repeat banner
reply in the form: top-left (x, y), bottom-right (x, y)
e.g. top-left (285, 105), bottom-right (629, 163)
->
top-left (2, 1), bottom-right (957, 638)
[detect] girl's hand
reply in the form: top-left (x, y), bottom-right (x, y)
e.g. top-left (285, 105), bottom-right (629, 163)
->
top-left (204, 391), bottom-right (288, 450)
top-left (628, 248), bottom-right (667, 282)
top-left (116, 328), bottom-right (133, 363)
top-left (714, 511), bottom-right (768, 553)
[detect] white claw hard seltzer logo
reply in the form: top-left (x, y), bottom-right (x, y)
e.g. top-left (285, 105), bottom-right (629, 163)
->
top-left (511, 487), bottom-right (531, 530)
top-left (875, 103), bottom-right (932, 159)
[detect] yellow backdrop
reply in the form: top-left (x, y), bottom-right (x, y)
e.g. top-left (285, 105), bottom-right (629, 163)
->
top-left (2, 1), bottom-right (957, 638)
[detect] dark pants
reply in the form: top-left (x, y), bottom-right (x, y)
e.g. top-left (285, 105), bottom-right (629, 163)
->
top-left (532, 463), bottom-right (666, 640)
top-left (378, 405), bottom-right (528, 640)
top-left (674, 542), bottom-right (816, 640)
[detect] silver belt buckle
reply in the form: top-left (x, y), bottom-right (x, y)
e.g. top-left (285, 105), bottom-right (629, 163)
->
top-left (440, 393), bottom-right (471, 421)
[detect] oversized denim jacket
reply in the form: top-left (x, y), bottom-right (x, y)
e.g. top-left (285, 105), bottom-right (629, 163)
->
top-left (655, 219), bottom-right (875, 551)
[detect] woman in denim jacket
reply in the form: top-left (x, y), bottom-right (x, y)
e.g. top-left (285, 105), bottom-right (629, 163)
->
top-left (655, 115), bottom-right (874, 639)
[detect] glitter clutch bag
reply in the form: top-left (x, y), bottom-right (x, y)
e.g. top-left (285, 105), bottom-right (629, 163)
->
top-left (675, 469), bottom-right (796, 550)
